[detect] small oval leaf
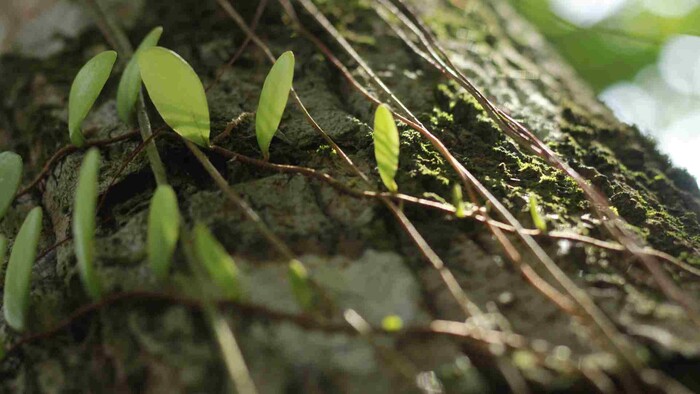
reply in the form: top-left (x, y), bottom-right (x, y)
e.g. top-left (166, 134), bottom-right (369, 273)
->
top-left (255, 51), bottom-right (295, 160)
top-left (288, 259), bottom-right (313, 310)
top-left (68, 51), bottom-right (117, 147)
top-left (373, 104), bottom-right (400, 192)
top-left (139, 47), bottom-right (210, 146)
top-left (452, 184), bottom-right (465, 218)
top-left (0, 152), bottom-right (23, 220)
top-left (193, 224), bottom-right (241, 300)
top-left (529, 194), bottom-right (547, 232)
top-left (73, 148), bottom-right (102, 300)
top-left (381, 315), bottom-right (404, 332)
top-left (117, 27), bottom-right (163, 123)
top-left (3, 207), bottom-right (43, 332)
top-left (148, 185), bottom-right (180, 279)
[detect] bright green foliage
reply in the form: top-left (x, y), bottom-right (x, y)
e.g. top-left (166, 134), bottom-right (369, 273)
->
top-left (3, 207), bottom-right (43, 332)
top-left (529, 193), bottom-right (547, 232)
top-left (117, 26), bottom-right (163, 123)
top-left (193, 224), bottom-right (241, 300)
top-left (68, 51), bottom-right (117, 147)
top-left (510, 0), bottom-right (699, 91)
top-left (373, 104), bottom-right (400, 192)
top-left (288, 259), bottom-right (313, 310)
top-left (255, 51), bottom-right (295, 160)
top-left (381, 315), bottom-right (404, 332)
top-left (73, 148), bottom-right (102, 300)
top-left (452, 184), bottom-right (465, 218)
top-left (147, 185), bottom-right (180, 279)
top-left (139, 47), bottom-right (210, 146)
top-left (0, 152), bottom-right (23, 220)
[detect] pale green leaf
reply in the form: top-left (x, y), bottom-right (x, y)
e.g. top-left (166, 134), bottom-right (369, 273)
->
top-left (3, 207), bottom-right (43, 332)
top-left (117, 27), bottom-right (163, 123)
top-left (147, 185), bottom-right (180, 279)
top-left (452, 184), bottom-right (465, 218)
top-left (68, 51), bottom-right (117, 147)
top-left (73, 148), bottom-right (102, 300)
top-left (373, 104), bottom-right (399, 192)
top-left (529, 194), bottom-right (547, 232)
top-left (139, 47), bottom-right (210, 146)
top-left (193, 224), bottom-right (241, 300)
top-left (255, 51), bottom-right (295, 160)
top-left (288, 259), bottom-right (313, 310)
top-left (0, 152), bottom-right (23, 220)
top-left (381, 315), bottom-right (404, 332)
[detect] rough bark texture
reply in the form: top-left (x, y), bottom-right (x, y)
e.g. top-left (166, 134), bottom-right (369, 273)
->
top-left (1, 0), bottom-right (699, 392)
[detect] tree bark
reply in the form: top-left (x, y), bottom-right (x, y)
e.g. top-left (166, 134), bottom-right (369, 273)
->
top-left (1, 0), bottom-right (699, 392)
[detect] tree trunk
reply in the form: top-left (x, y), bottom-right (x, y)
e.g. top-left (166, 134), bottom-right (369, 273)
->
top-left (1, 0), bottom-right (699, 392)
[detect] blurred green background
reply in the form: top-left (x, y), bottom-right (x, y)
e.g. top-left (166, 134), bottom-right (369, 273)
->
top-left (510, 0), bottom-right (700, 182)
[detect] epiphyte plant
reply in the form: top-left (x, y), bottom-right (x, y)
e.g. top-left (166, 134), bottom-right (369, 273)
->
top-left (0, 151), bottom-right (23, 220)
top-left (193, 224), bottom-right (242, 301)
top-left (452, 184), bottom-right (466, 218)
top-left (529, 193), bottom-right (547, 232)
top-left (288, 259), bottom-right (314, 311)
top-left (256, 51), bottom-right (295, 160)
top-left (147, 185), bottom-right (180, 280)
top-left (3, 207), bottom-right (43, 332)
top-left (68, 51), bottom-right (117, 147)
top-left (373, 104), bottom-right (400, 192)
top-left (139, 46), bottom-right (211, 147)
top-left (381, 315), bottom-right (404, 332)
top-left (117, 26), bottom-right (164, 123)
top-left (73, 148), bottom-right (103, 300)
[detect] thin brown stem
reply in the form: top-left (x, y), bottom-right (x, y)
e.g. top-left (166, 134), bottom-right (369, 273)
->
top-left (86, 0), bottom-right (168, 186)
top-left (214, 144), bottom-right (700, 281)
top-left (184, 139), bottom-right (298, 261)
top-left (16, 131), bottom-right (140, 198)
top-left (205, 0), bottom-right (269, 92)
top-left (211, 112), bottom-right (254, 145)
top-left (97, 129), bottom-right (165, 213)
top-left (288, 0), bottom-right (644, 372)
top-left (5, 289), bottom-right (571, 373)
top-left (218, 0), bottom-right (485, 320)
top-left (383, 0), bottom-right (700, 328)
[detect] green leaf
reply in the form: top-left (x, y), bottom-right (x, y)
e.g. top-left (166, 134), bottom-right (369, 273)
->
top-left (147, 185), bottom-right (180, 279)
top-left (68, 51), bottom-right (117, 147)
top-left (0, 152), bottom-right (23, 220)
top-left (3, 207), bottom-right (43, 332)
top-left (139, 47), bottom-right (210, 146)
top-left (288, 259), bottom-right (313, 310)
top-left (193, 224), bottom-right (241, 300)
top-left (255, 51), bottom-right (295, 160)
top-left (117, 27), bottom-right (163, 123)
top-left (381, 315), bottom-right (404, 332)
top-left (529, 193), bottom-right (547, 232)
top-left (73, 148), bottom-right (102, 300)
top-left (373, 104), bottom-right (400, 192)
top-left (452, 184), bottom-right (465, 218)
